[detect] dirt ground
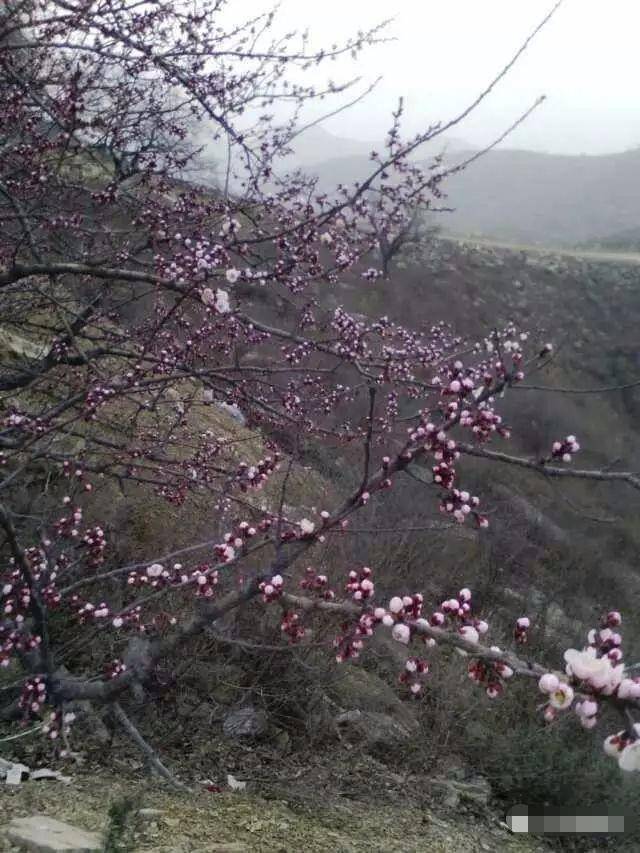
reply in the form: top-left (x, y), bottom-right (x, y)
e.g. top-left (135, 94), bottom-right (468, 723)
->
top-left (0, 765), bottom-right (557, 853)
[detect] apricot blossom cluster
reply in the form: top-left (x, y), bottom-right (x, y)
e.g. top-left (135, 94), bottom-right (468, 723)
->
top-left (259, 573), bottom-right (284, 603)
top-left (18, 677), bottom-right (47, 723)
top-left (42, 710), bottom-right (76, 741)
top-left (104, 659), bottom-right (127, 680)
top-left (334, 611), bottom-right (379, 663)
top-left (551, 435), bottom-right (581, 463)
top-left (399, 657), bottom-right (430, 696)
top-left (235, 457), bottom-right (280, 493)
top-left (0, 622), bottom-right (41, 669)
top-left (300, 567), bottom-right (335, 601)
top-left (535, 611), bottom-right (640, 771)
top-left (514, 617), bottom-right (531, 644)
top-left (280, 611), bottom-right (305, 643)
top-left (346, 567), bottom-right (375, 602)
top-left (468, 655), bottom-right (514, 700)
top-left (407, 424), bottom-right (488, 527)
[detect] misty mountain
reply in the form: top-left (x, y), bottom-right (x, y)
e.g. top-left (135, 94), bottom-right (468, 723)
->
top-left (440, 146), bottom-right (640, 246)
top-left (294, 132), bottom-right (640, 247)
top-left (283, 125), bottom-right (472, 166)
top-left (283, 125), bottom-right (376, 165)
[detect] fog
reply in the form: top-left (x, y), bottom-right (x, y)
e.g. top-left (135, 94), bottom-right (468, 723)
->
top-left (260, 0), bottom-right (640, 155)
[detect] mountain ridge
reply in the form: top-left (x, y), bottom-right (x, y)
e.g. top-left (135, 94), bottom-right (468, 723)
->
top-left (285, 128), bottom-right (640, 246)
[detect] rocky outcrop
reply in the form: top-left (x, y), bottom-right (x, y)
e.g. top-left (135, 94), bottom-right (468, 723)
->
top-left (7, 815), bottom-right (101, 852)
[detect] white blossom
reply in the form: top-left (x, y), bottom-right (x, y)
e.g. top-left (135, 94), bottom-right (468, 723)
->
top-left (215, 288), bottom-right (231, 313)
top-left (618, 740), bottom-right (640, 772)
top-left (392, 623), bottom-right (411, 644)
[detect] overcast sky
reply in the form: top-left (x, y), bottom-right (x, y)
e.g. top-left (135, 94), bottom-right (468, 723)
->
top-left (265, 0), bottom-right (640, 155)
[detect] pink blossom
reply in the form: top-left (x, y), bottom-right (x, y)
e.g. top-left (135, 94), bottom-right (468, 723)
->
top-left (459, 625), bottom-right (479, 645)
top-left (617, 678), bottom-right (640, 700)
top-left (538, 673), bottom-right (560, 693)
top-left (580, 699), bottom-right (598, 718)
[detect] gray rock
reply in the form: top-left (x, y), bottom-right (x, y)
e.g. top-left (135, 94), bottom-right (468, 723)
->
top-left (29, 768), bottom-right (71, 784)
top-left (429, 774), bottom-right (492, 809)
top-left (327, 665), bottom-right (418, 733)
top-left (442, 790), bottom-right (460, 809)
top-left (544, 601), bottom-right (582, 638)
top-left (137, 808), bottom-right (164, 820)
top-left (7, 815), bottom-right (101, 852)
top-left (334, 709), bottom-right (416, 747)
top-left (493, 485), bottom-right (567, 545)
top-left (222, 706), bottom-right (267, 738)
top-left (215, 402), bottom-right (246, 426)
top-left (2, 760), bottom-right (30, 785)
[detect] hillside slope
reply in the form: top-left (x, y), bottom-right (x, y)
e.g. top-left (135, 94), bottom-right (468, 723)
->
top-left (328, 236), bottom-right (640, 615)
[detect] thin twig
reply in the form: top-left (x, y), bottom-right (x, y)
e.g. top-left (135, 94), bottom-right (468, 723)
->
top-left (359, 386), bottom-right (377, 494)
top-left (111, 702), bottom-right (189, 791)
top-left (457, 443), bottom-right (640, 492)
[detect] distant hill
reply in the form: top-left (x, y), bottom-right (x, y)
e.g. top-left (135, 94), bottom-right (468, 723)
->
top-left (284, 125), bottom-right (375, 166)
top-left (577, 225), bottom-right (640, 253)
top-left (439, 146), bottom-right (640, 246)
top-left (283, 125), bottom-right (471, 167)
top-left (294, 136), bottom-right (640, 247)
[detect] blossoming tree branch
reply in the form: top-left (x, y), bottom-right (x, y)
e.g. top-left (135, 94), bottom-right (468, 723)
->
top-left (1, 0), bottom-right (639, 780)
